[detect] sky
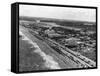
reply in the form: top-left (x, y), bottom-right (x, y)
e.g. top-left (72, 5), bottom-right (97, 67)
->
top-left (19, 5), bottom-right (96, 22)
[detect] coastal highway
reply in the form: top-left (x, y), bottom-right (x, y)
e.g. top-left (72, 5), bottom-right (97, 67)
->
top-left (19, 25), bottom-right (96, 69)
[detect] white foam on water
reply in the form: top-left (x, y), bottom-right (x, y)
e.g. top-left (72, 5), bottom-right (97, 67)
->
top-left (19, 30), bottom-right (61, 69)
top-left (34, 47), bottom-right (61, 69)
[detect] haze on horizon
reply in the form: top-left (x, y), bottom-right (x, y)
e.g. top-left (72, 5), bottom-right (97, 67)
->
top-left (19, 5), bottom-right (96, 22)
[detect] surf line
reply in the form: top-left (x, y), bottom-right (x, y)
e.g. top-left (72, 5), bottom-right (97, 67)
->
top-left (19, 30), bottom-right (61, 69)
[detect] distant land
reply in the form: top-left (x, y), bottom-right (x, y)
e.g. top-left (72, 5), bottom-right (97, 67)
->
top-left (19, 16), bottom-right (96, 24)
